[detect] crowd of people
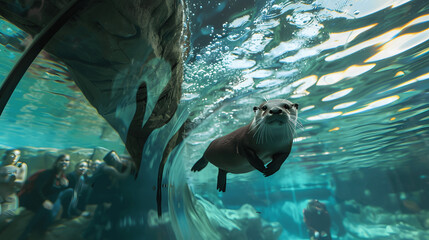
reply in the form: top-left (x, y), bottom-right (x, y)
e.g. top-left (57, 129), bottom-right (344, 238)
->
top-left (1, 148), bottom-right (334, 240)
top-left (0, 149), bottom-right (134, 240)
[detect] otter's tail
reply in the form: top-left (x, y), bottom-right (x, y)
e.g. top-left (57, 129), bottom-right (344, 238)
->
top-left (191, 157), bottom-right (208, 172)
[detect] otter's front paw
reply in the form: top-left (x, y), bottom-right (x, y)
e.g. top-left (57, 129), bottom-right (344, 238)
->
top-left (263, 163), bottom-right (280, 177)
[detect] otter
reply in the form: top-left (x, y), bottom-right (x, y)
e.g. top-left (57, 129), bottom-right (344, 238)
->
top-left (191, 99), bottom-right (299, 192)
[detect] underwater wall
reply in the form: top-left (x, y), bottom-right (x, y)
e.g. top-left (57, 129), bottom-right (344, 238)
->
top-left (0, 0), bottom-right (429, 239)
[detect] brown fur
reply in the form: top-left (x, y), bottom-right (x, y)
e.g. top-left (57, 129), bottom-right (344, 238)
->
top-left (192, 99), bottom-right (299, 191)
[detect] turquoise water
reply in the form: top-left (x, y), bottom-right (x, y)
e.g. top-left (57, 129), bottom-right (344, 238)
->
top-left (1, 0), bottom-right (429, 239)
top-left (0, 18), bottom-right (125, 151)
top-left (173, 0), bottom-right (429, 239)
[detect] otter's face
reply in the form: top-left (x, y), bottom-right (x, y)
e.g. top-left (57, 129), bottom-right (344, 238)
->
top-left (253, 99), bottom-right (299, 126)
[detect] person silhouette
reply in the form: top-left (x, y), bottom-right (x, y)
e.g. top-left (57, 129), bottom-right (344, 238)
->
top-left (303, 199), bottom-right (332, 240)
top-left (17, 154), bottom-right (71, 240)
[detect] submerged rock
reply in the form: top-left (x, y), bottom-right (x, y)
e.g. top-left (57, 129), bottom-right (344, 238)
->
top-left (220, 203), bottom-right (283, 240)
top-left (146, 209), bottom-right (174, 239)
top-left (342, 200), bottom-right (429, 239)
top-left (173, 184), bottom-right (283, 240)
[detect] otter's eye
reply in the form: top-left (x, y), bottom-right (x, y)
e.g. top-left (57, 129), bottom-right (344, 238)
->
top-left (293, 103), bottom-right (299, 109)
top-left (283, 104), bottom-right (291, 110)
top-left (261, 105), bottom-right (267, 111)
top-left (253, 106), bottom-right (258, 112)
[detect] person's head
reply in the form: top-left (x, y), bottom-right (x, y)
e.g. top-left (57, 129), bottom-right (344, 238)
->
top-left (75, 160), bottom-right (89, 176)
top-left (2, 149), bottom-right (21, 165)
top-left (54, 154), bottom-right (70, 172)
top-left (306, 199), bottom-right (327, 213)
top-left (103, 150), bottom-right (122, 170)
top-left (90, 159), bottom-right (103, 172)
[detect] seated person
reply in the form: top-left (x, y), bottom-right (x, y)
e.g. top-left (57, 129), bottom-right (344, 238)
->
top-left (1, 149), bottom-right (27, 187)
top-left (84, 150), bottom-right (132, 239)
top-left (60, 160), bottom-right (90, 218)
top-left (0, 149), bottom-right (25, 224)
top-left (17, 154), bottom-right (70, 240)
top-left (0, 165), bottom-right (19, 225)
top-left (67, 160), bottom-right (89, 188)
top-left (87, 159), bottom-right (103, 177)
top-left (303, 199), bottom-right (332, 240)
top-left (87, 151), bottom-right (132, 205)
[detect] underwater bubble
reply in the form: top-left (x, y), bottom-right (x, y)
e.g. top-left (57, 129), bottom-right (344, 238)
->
top-left (227, 33), bottom-right (242, 41)
top-left (354, 10), bottom-right (360, 15)
top-left (201, 26), bottom-right (213, 35)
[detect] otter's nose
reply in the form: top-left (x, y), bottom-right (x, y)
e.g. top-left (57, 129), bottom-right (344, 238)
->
top-left (269, 108), bottom-right (282, 115)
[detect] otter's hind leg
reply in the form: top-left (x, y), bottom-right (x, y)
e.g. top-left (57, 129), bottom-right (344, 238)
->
top-left (191, 157), bottom-right (208, 172)
top-left (217, 169), bottom-right (227, 192)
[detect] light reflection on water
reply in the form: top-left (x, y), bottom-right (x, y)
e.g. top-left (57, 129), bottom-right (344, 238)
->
top-left (183, 0), bottom-right (429, 188)
top-left (0, 17), bottom-right (124, 150)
